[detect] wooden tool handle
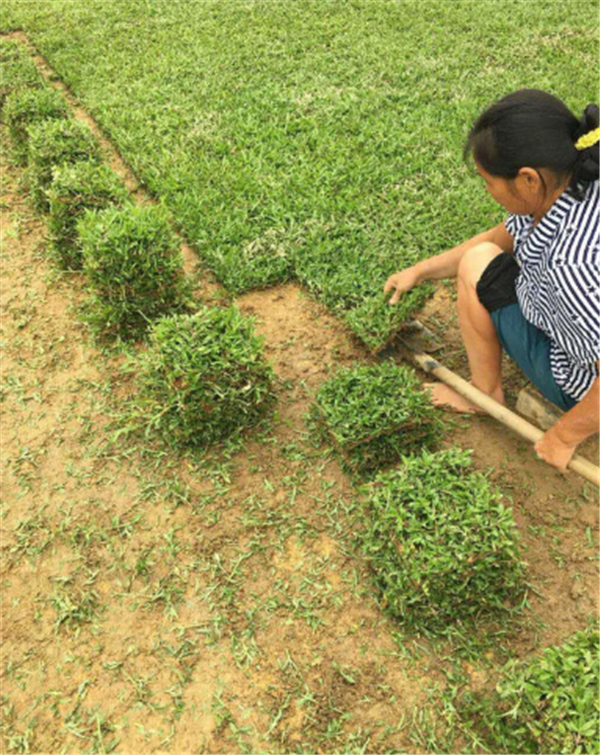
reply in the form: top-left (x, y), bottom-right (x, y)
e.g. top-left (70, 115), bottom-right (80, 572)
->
top-left (411, 351), bottom-right (600, 488)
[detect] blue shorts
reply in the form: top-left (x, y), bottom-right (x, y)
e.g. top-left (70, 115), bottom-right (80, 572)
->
top-left (476, 254), bottom-right (577, 411)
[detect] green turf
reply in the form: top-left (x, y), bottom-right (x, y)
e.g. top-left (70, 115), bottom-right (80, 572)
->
top-left (27, 116), bottom-right (101, 211)
top-left (461, 626), bottom-right (600, 754)
top-left (362, 448), bottom-right (527, 632)
top-left (1, 0), bottom-right (596, 347)
top-left (46, 161), bottom-right (131, 269)
top-left (79, 203), bottom-right (192, 340)
top-left (0, 37), bottom-right (45, 113)
top-left (134, 307), bottom-right (276, 447)
top-left (3, 86), bottom-right (67, 164)
top-left (312, 362), bottom-right (440, 475)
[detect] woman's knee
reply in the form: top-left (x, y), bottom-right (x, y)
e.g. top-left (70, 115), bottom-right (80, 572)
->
top-left (458, 242), bottom-right (504, 287)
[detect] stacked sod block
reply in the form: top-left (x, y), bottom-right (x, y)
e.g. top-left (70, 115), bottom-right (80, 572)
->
top-left (79, 204), bottom-right (191, 340)
top-left (4, 86), bottom-right (67, 164)
top-left (312, 362), bottom-right (439, 475)
top-left (0, 38), bottom-right (44, 115)
top-left (27, 117), bottom-right (101, 211)
top-left (464, 627), bottom-right (600, 754)
top-left (362, 449), bottom-right (526, 631)
top-left (46, 162), bottom-right (130, 269)
top-left (135, 307), bottom-right (275, 447)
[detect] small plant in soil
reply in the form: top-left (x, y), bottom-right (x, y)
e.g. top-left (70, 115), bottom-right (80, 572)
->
top-left (4, 86), bottom-right (67, 164)
top-left (134, 306), bottom-right (275, 447)
top-left (0, 38), bottom-right (44, 114)
top-left (311, 361), bottom-right (440, 475)
top-left (49, 576), bottom-right (101, 634)
top-left (462, 626), bottom-right (599, 754)
top-left (46, 162), bottom-right (130, 269)
top-left (362, 448), bottom-right (527, 632)
top-left (79, 203), bottom-right (192, 340)
top-left (26, 116), bottom-right (101, 211)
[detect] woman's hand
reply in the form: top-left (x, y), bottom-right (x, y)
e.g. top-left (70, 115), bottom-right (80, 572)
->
top-left (534, 425), bottom-right (577, 472)
top-left (383, 267), bottom-right (421, 305)
top-left (534, 376), bottom-right (598, 472)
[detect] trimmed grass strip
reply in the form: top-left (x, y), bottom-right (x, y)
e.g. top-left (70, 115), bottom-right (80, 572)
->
top-left (0, 37), bottom-right (45, 113)
top-left (4, 86), bottom-right (67, 164)
top-left (47, 161), bottom-right (130, 269)
top-left (27, 116), bottom-right (101, 211)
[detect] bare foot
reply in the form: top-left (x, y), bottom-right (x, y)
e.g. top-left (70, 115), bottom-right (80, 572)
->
top-left (424, 382), bottom-right (488, 414)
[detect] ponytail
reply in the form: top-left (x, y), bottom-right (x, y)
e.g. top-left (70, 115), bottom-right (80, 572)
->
top-left (570, 104), bottom-right (599, 198)
top-left (464, 89), bottom-right (599, 201)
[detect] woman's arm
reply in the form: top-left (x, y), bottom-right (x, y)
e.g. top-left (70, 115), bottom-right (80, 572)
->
top-left (534, 368), bottom-right (600, 471)
top-left (384, 221), bottom-right (514, 304)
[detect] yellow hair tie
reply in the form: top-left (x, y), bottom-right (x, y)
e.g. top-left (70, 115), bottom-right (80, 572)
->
top-left (575, 127), bottom-right (600, 151)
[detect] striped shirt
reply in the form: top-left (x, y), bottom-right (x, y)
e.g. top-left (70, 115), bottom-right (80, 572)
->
top-left (505, 180), bottom-right (600, 401)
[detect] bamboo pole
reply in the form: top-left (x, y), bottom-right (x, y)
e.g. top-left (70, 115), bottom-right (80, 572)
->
top-left (407, 349), bottom-right (600, 488)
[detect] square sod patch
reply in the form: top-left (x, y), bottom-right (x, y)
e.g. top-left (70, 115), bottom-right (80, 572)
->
top-left (363, 448), bottom-right (527, 632)
top-left (47, 162), bottom-right (130, 269)
top-left (27, 117), bottom-right (101, 211)
top-left (4, 86), bottom-right (67, 165)
top-left (135, 307), bottom-right (275, 447)
top-left (312, 361), bottom-right (440, 475)
top-left (79, 204), bottom-right (191, 340)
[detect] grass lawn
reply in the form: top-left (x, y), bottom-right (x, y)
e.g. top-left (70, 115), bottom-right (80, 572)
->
top-left (1, 0), bottom-right (597, 347)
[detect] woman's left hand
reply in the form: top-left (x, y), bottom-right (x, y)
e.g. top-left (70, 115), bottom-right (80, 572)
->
top-left (534, 426), bottom-right (577, 472)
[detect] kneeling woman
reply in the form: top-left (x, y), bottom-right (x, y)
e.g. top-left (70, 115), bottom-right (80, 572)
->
top-left (384, 89), bottom-right (599, 472)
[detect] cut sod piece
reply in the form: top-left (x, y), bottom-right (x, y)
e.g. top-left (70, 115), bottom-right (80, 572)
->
top-left (292, 226), bottom-right (434, 351)
top-left (135, 307), bottom-right (275, 447)
top-left (79, 204), bottom-right (192, 340)
top-left (362, 448), bottom-right (526, 631)
top-left (47, 162), bottom-right (130, 269)
top-left (465, 627), bottom-right (599, 755)
top-left (27, 117), bottom-right (101, 211)
top-left (0, 38), bottom-right (44, 114)
top-left (4, 86), bottom-right (67, 164)
top-left (312, 362), bottom-right (439, 474)
top-left (343, 287), bottom-right (433, 352)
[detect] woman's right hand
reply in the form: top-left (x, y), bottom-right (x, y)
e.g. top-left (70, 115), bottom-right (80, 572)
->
top-left (383, 266), bottom-right (421, 305)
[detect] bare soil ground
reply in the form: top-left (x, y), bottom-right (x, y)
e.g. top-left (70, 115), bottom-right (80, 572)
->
top-left (1, 86), bottom-right (598, 755)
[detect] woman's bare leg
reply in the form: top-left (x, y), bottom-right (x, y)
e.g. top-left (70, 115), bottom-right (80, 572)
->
top-left (427, 243), bottom-right (506, 413)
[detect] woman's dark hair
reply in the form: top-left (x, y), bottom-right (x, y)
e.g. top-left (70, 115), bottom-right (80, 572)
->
top-left (464, 89), bottom-right (599, 201)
